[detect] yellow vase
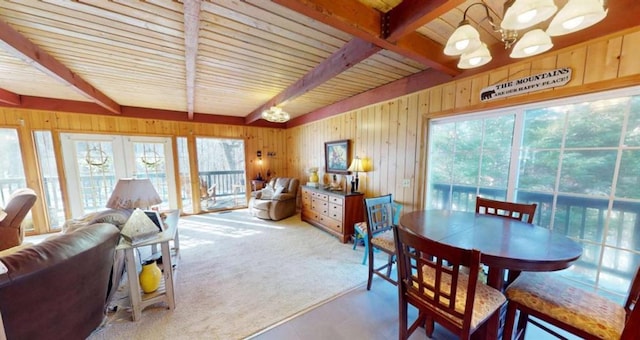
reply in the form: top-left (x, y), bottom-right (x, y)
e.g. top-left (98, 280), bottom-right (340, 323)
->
top-left (309, 171), bottom-right (319, 183)
top-left (139, 260), bottom-right (162, 293)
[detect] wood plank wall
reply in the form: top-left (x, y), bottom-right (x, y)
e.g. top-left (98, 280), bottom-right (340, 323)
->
top-left (0, 108), bottom-right (285, 232)
top-left (285, 27), bottom-right (640, 213)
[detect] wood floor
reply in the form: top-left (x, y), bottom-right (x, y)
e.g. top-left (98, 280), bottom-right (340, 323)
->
top-left (250, 274), bottom-right (579, 340)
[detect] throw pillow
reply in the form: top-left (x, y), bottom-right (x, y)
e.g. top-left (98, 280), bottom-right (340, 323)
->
top-left (261, 186), bottom-right (274, 199)
top-left (0, 207), bottom-right (6, 222)
top-left (275, 178), bottom-right (290, 193)
top-left (274, 185), bottom-right (285, 197)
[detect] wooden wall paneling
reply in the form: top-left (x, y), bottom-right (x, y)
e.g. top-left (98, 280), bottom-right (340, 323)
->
top-left (454, 78), bottom-right (472, 109)
top-left (429, 85), bottom-right (443, 114)
top-left (584, 36), bottom-right (623, 84)
top-left (387, 97), bottom-right (398, 197)
top-left (405, 94), bottom-right (420, 212)
top-left (469, 73), bottom-right (489, 107)
top-left (371, 105), bottom-right (383, 196)
top-left (619, 30), bottom-right (640, 77)
top-left (382, 99), bottom-right (395, 198)
top-left (391, 95), bottom-right (410, 203)
top-left (488, 67), bottom-right (510, 88)
top-left (442, 82), bottom-right (456, 111)
top-left (556, 46), bottom-right (587, 87)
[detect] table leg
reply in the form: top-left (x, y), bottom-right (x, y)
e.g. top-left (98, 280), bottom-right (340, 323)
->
top-left (123, 248), bottom-right (143, 321)
top-left (161, 241), bottom-right (175, 310)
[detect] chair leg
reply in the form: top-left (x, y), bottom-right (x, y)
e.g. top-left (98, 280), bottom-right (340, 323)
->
top-left (367, 245), bottom-right (374, 290)
top-left (361, 239), bottom-right (369, 265)
top-left (503, 302), bottom-right (518, 340)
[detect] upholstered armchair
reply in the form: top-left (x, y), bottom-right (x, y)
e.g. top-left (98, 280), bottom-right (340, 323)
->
top-left (249, 177), bottom-right (299, 221)
top-left (0, 188), bottom-right (37, 251)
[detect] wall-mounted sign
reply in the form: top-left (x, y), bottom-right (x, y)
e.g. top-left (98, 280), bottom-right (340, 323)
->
top-left (480, 67), bottom-right (572, 102)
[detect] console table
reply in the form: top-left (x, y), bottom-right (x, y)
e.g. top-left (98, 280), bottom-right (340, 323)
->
top-left (301, 186), bottom-right (364, 243)
top-left (117, 209), bottom-right (180, 321)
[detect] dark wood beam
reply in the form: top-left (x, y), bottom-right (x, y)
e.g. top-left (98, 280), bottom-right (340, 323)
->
top-left (0, 19), bottom-right (121, 114)
top-left (286, 68), bottom-right (453, 128)
top-left (246, 38), bottom-right (381, 124)
top-left (273, 0), bottom-right (459, 76)
top-left (0, 88), bottom-right (20, 105)
top-left (183, 0), bottom-right (201, 120)
top-left (384, 0), bottom-right (464, 42)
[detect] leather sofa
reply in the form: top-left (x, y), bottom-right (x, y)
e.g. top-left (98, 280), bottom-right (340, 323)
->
top-left (249, 177), bottom-right (300, 221)
top-left (0, 223), bottom-right (120, 340)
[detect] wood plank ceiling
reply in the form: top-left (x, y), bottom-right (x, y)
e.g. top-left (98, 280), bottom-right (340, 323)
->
top-left (0, 0), bottom-right (638, 127)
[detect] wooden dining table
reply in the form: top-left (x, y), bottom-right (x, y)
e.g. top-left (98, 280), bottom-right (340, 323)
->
top-left (399, 209), bottom-right (583, 339)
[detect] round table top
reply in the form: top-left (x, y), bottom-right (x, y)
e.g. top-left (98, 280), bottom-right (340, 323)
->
top-left (399, 210), bottom-right (583, 272)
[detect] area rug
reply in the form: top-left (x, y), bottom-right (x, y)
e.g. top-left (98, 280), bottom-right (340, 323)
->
top-left (88, 210), bottom-right (370, 340)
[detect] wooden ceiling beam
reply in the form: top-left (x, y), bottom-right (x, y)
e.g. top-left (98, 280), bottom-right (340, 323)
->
top-left (273, 0), bottom-right (459, 76)
top-left (246, 38), bottom-right (381, 124)
top-left (183, 0), bottom-right (201, 120)
top-left (0, 88), bottom-right (20, 105)
top-left (384, 0), bottom-right (464, 42)
top-left (0, 19), bottom-right (121, 114)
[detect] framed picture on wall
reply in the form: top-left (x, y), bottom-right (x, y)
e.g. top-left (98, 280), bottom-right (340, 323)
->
top-left (324, 139), bottom-right (351, 174)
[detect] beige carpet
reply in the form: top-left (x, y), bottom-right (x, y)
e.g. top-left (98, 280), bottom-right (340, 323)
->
top-left (88, 209), bottom-right (371, 340)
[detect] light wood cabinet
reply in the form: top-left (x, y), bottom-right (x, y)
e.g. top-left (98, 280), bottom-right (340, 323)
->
top-left (301, 186), bottom-right (364, 243)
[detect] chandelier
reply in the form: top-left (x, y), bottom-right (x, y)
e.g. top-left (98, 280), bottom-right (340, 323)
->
top-left (444, 0), bottom-right (608, 69)
top-left (261, 106), bottom-right (290, 123)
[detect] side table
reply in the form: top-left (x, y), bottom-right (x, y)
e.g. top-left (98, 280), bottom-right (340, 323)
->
top-left (117, 209), bottom-right (180, 321)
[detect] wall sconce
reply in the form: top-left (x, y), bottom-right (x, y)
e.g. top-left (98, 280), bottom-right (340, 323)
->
top-left (445, 0), bottom-right (608, 68)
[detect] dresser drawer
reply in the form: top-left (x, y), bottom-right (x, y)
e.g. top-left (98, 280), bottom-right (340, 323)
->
top-left (311, 198), bottom-right (328, 214)
top-left (328, 203), bottom-right (343, 220)
top-left (311, 192), bottom-right (329, 201)
top-left (328, 195), bottom-right (344, 205)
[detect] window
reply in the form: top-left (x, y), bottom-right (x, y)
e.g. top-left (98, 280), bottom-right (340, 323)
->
top-left (427, 87), bottom-right (640, 301)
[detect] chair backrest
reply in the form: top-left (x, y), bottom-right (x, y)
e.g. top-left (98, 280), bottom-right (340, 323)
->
top-left (393, 224), bottom-right (482, 338)
top-left (364, 194), bottom-right (394, 237)
top-left (0, 188), bottom-right (37, 229)
top-left (475, 196), bottom-right (537, 223)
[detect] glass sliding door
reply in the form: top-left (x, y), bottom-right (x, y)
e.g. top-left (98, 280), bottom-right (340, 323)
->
top-left (196, 137), bottom-right (246, 211)
top-left (0, 128), bottom-right (31, 231)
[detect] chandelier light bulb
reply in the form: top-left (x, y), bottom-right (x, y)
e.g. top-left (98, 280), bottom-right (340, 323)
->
top-left (518, 9), bottom-right (537, 24)
top-left (562, 16), bottom-right (584, 30)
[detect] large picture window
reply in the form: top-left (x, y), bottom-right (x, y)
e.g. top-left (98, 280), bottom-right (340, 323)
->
top-left (427, 87), bottom-right (640, 301)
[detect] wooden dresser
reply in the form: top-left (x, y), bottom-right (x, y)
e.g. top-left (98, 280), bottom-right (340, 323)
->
top-left (301, 186), bottom-right (364, 243)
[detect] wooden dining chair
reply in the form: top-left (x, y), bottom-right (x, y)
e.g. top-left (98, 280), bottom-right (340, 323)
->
top-left (475, 196), bottom-right (537, 223)
top-left (503, 266), bottom-right (640, 340)
top-left (393, 224), bottom-right (506, 339)
top-left (476, 196), bottom-right (538, 285)
top-left (364, 194), bottom-right (397, 290)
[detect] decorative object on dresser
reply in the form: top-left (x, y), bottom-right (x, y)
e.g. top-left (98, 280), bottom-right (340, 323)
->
top-left (301, 186), bottom-right (364, 243)
top-left (307, 167), bottom-right (319, 187)
top-left (324, 139), bottom-right (351, 174)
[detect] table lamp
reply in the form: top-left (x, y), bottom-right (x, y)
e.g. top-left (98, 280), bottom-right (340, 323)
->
top-left (347, 157), bottom-right (366, 193)
top-left (106, 178), bottom-right (163, 244)
top-left (106, 178), bottom-right (162, 210)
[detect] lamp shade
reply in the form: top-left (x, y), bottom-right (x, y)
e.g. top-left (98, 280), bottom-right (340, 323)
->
top-left (347, 157), bottom-right (366, 173)
top-left (458, 43), bottom-right (492, 69)
top-left (510, 29), bottom-right (553, 58)
top-left (444, 22), bottom-right (481, 56)
top-left (501, 0), bottom-right (558, 30)
top-left (106, 178), bottom-right (162, 209)
top-left (546, 0), bottom-right (607, 36)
